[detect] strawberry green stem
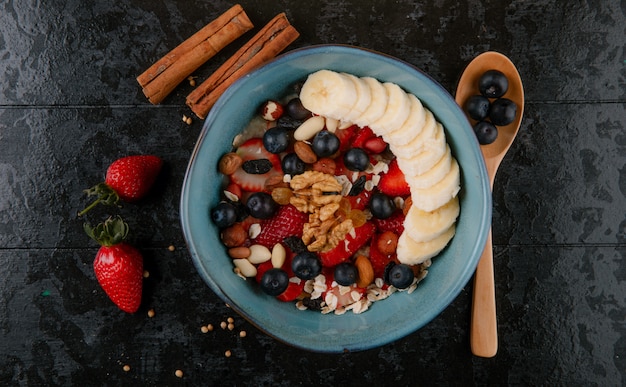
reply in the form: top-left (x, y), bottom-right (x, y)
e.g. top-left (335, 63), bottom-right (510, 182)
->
top-left (77, 183), bottom-right (120, 217)
top-left (84, 216), bottom-right (129, 247)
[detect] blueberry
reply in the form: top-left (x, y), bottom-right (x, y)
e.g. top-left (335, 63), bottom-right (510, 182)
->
top-left (334, 262), bottom-right (358, 286)
top-left (281, 152), bottom-right (305, 175)
top-left (285, 98), bottom-right (311, 120)
top-left (246, 192), bottom-right (278, 219)
top-left (489, 98), bottom-right (517, 126)
top-left (311, 130), bottom-right (340, 158)
top-left (386, 263), bottom-right (414, 289)
top-left (464, 95), bottom-right (491, 121)
top-left (479, 70), bottom-right (509, 98)
top-left (260, 268), bottom-right (289, 296)
top-left (343, 148), bottom-right (369, 171)
top-left (291, 251), bottom-right (322, 280)
top-left (263, 126), bottom-right (290, 154)
top-left (369, 192), bottom-right (396, 219)
top-left (473, 121), bottom-right (498, 145)
top-left (210, 202), bottom-right (237, 228)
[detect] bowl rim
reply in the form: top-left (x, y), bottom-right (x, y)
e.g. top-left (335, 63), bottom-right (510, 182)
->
top-left (180, 44), bottom-right (492, 353)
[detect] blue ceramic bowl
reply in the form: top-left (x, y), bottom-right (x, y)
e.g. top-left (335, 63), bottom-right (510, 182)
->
top-left (181, 45), bottom-right (491, 353)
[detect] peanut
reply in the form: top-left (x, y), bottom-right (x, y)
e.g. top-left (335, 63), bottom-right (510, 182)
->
top-left (247, 244), bottom-right (272, 264)
top-left (233, 259), bottom-right (257, 277)
top-left (294, 115), bottom-right (325, 140)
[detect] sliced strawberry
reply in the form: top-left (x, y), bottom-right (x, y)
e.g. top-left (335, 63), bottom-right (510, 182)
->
top-left (335, 124), bottom-right (358, 152)
top-left (224, 182), bottom-right (242, 200)
top-left (363, 136), bottom-right (388, 154)
top-left (277, 279), bottom-right (305, 302)
top-left (346, 188), bottom-right (372, 211)
top-left (318, 222), bottom-right (375, 267)
top-left (255, 260), bottom-right (274, 283)
top-left (352, 126), bottom-right (375, 148)
top-left (253, 205), bottom-right (308, 249)
top-left (372, 210), bottom-right (405, 235)
top-left (377, 158), bottom-right (410, 197)
top-left (230, 138), bottom-right (283, 192)
top-left (369, 234), bottom-right (399, 278)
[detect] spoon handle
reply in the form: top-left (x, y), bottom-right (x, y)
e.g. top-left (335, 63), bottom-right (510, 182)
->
top-left (470, 230), bottom-right (498, 357)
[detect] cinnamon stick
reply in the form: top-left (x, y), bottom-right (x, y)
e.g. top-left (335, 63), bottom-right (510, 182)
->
top-left (186, 13), bottom-right (299, 119)
top-left (137, 4), bottom-right (253, 104)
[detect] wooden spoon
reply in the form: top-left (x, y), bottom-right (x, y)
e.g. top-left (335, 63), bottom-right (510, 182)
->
top-left (455, 51), bottom-right (524, 358)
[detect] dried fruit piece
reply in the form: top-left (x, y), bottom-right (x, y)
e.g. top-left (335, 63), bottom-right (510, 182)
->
top-left (219, 152), bottom-right (243, 175)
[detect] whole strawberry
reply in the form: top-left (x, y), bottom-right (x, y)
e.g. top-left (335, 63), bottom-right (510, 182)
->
top-left (84, 217), bottom-right (143, 313)
top-left (79, 155), bottom-right (162, 216)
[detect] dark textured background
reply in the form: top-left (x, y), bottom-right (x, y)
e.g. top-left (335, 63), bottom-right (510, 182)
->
top-left (1, 0), bottom-right (625, 385)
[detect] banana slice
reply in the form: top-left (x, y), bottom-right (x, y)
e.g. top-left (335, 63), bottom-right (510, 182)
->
top-left (410, 158), bottom-right (461, 212)
top-left (404, 196), bottom-right (460, 243)
top-left (341, 73), bottom-right (371, 124)
top-left (388, 109), bottom-right (436, 159)
top-left (384, 94), bottom-right (426, 145)
top-left (299, 70), bottom-right (357, 120)
top-left (396, 224), bottom-right (456, 265)
top-left (354, 77), bottom-right (388, 127)
top-left (369, 82), bottom-right (411, 135)
top-left (404, 145), bottom-right (452, 189)
top-left (395, 122), bottom-right (447, 176)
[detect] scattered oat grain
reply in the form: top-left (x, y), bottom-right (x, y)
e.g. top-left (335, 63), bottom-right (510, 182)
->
top-left (220, 321), bottom-right (227, 330)
top-left (147, 309), bottom-right (155, 318)
top-left (182, 114), bottom-right (188, 123)
top-left (143, 270), bottom-right (150, 278)
top-left (224, 350), bottom-right (232, 358)
top-left (188, 76), bottom-right (196, 87)
top-left (168, 245), bottom-right (175, 252)
top-left (207, 323), bottom-right (214, 331)
top-left (123, 364), bottom-right (130, 372)
top-left (175, 369), bottom-right (184, 378)
top-left (239, 330), bottom-right (247, 338)
top-left (185, 116), bottom-right (193, 125)
top-left (227, 323), bottom-right (234, 331)
top-left (201, 325), bottom-right (209, 333)
top-left (227, 317), bottom-right (234, 323)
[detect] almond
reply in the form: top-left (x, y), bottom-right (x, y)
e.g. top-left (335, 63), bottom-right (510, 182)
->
top-left (228, 246), bottom-right (250, 259)
top-left (294, 141), bottom-right (318, 163)
top-left (355, 255), bottom-right (375, 288)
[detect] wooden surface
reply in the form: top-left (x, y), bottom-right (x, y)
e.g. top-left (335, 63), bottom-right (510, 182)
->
top-left (1, 1), bottom-right (625, 385)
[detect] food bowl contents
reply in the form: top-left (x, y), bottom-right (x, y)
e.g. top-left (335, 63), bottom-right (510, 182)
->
top-left (210, 70), bottom-right (461, 315)
top-left (463, 69), bottom-right (518, 145)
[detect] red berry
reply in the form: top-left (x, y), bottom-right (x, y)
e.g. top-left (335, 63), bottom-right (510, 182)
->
top-left (253, 205), bottom-right (308, 248)
top-left (352, 126), bottom-right (375, 148)
top-left (363, 136), bottom-right (388, 154)
top-left (105, 155), bottom-right (163, 202)
top-left (318, 222), bottom-right (375, 267)
top-left (372, 210), bottom-right (405, 235)
top-left (378, 158), bottom-right (410, 197)
top-left (85, 217), bottom-right (143, 313)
